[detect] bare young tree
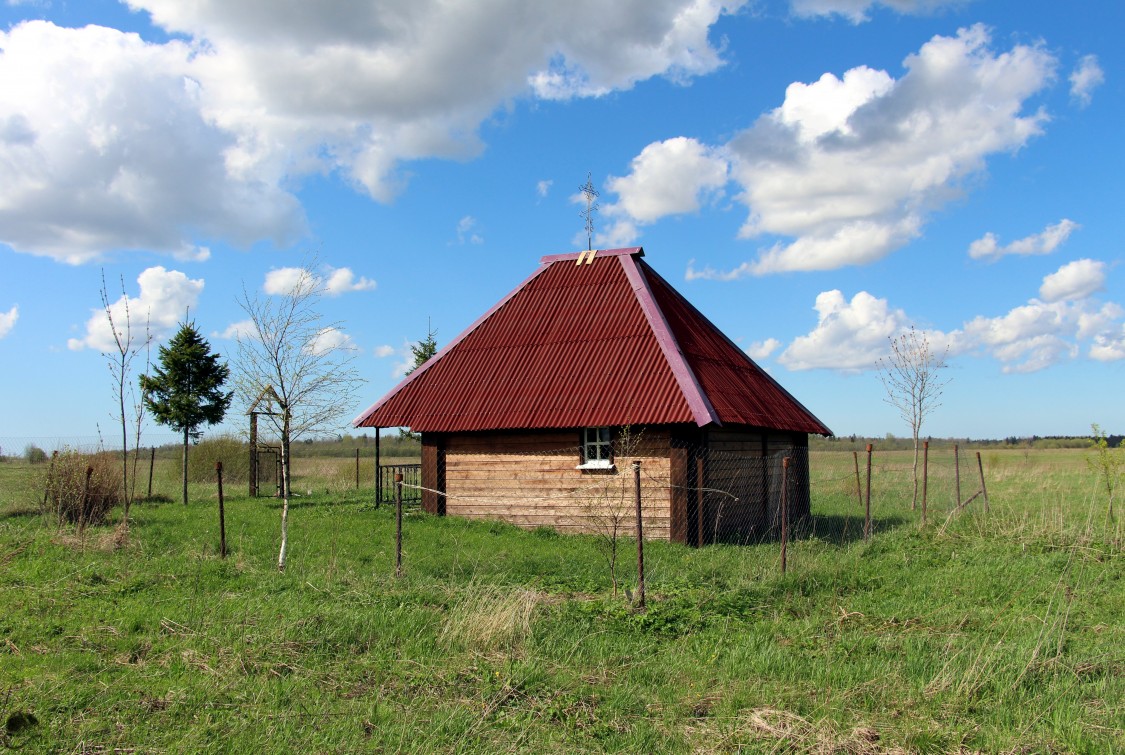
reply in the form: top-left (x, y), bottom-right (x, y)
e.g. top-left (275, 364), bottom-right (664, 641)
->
top-left (877, 326), bottom-right (950, 510)
top-left (99, 271), bottom-right (151, 525)
top-left (232, 261), bottom-right (364, 571)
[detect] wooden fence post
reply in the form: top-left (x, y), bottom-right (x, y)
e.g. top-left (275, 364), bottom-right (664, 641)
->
top-left (955, 445), bottom-right (961, 508)
top-left (355, 448), bottom-right (360, 489)
top-left (216, 461), bottom-right (227, 559)
top-left (633, 461), bottom-right (645, 609)
top-left (43, 450), bottom-right (58, 511)
top-left (395, 472), bottom-right (403, 578)
top-left (147, 447), bottom-right (155, 499)
top-left (976, 452), bottom-right (990, 513)
top-left (781, 457), bottom-right (789, 574)
top-left (864, 444), bottom-right (873, 541)
top-left (853, 450), bottom-right (862, 510)
top-left (922, 441), bottom-right (929, 526)
top-left (79, 465), bottom-right (93, 534)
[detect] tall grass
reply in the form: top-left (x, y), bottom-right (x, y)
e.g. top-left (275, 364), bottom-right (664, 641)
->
top-left (0, 447), bottom-right (1121, 752)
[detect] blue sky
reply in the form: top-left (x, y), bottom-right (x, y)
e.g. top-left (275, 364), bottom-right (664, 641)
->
top-left (0, 0), bottom-right (1121, 448)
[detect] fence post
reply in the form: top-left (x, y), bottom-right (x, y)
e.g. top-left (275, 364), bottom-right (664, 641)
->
top-left (147, 447), bottom-right (155, 499)
top-left (633, 461), bottom-right (645, 609)
top-left (864, 444), bottom-right (873, 541)
top-left (781, 457), bottom-right (789, 574)
top-left (355, 448), bottom-right (360, 489)
top-left (79, 465), bottom-right (93, 534)
top-left (696, 456), bottom-right (705, 547)
top-left (976, 452), bottom-right (990, 513)
top-left (853, 450), bottom-right (862, 510)
top-left (216, 461), bottom-right (227, 559)
top-left (922, 441), bottom-right (929, 526)
top-left (43, 450), bottom-right (58, 511)
top-left (395, 472), bottom-right (403, 578)
top-left (955, 444), bottom-right (961, 508)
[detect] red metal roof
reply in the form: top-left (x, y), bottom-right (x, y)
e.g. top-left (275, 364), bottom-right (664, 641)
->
top-left (353, 247), bottom-right (831, 435)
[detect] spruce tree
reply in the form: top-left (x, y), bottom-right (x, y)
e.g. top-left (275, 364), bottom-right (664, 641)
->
top-left (140, 321), bottom-right (233, 506)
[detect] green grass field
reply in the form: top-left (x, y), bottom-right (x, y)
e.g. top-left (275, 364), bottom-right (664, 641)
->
top-left (0, 448), bottom-right (1121, 753)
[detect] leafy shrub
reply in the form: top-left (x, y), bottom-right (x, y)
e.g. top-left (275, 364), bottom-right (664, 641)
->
top-left (43, 449), bottom-right (120, 527)
top-left (187, 434), bottom-right (249, 484)
top-left (24, 445), bottom-right (48, 464)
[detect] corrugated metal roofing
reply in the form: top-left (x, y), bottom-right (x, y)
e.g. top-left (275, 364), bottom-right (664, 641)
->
top-left (353, 247), bottom-right (831, 435)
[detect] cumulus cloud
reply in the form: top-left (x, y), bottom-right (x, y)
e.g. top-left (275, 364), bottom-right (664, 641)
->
top-left (264, 265), bottom-right (375, 296)
top-left (777, 290), bottom-right (914, 371)
top-left (0, 21), bottom-right (303, 264)
top-left (216, 319), bottom-right (256, 341)
top-left (68, 267), bottom-right (204, 351)
top-left (600, 137), bottom-right (728, 244)
top-left (677, 25), bottom-right (1054, 278)
top-left (536, 179), bottom-right (553, 198)
top-left (1039, 259), bottom-right (1105, 303)
top-left (0, 305), bottom-right (17, 339)
top-left (968, 219), bottom-right (1079, 261)
top-left (790, 0), bottom-right (966, 23)
top-left (1090, 325), bottom-right (1125, 362)
top-left (2, 2), bottom-right (745, 262)
top-left (306, 326), bottom-right (356, 356)
top-left (776, 255), bottom-right (1125, 373)
top-left (374, 344), bottom-right (396, 358)
top-left (745, 337), bottom-right (780, 361)
top-left (1069, 54), bottom-right (1104, 107)
top-left (324, 267), bottom-right (377, 295)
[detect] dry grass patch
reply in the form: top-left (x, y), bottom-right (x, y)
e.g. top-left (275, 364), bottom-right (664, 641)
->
top-left (440, 584), bottom-right (547, 653)
top-left (694, 707), bottom-right (910, 755)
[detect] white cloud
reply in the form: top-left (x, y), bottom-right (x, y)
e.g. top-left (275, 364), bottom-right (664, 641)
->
top-left (0, 305), bottom-right (17, 339)
top-left (745, 337), bottom-right (780, 361)
top-left (456, 216), bottom-right (484, 245)
top-left (2, 2), bottom-right (746, 262)
top-left (1069, 54), bottom-right (1104, 107)
top-left (777, 290), bottom-right (913, 371)
top-left (374, 344), bottom-right (396, 358)
top-left (216, 319), bottom-right (256, 341)
top-left (324, 267), bottom-right (377, 296)
top-left (790, 0), bottom-right (966, 23)
top-left (777, 258), bottom-right (1124, 374)
top-left (536, 179), bottom-right (553, 198)
top-left (1090, 325), bottom-right (1125, 362)
top-left (0, 21), bottom-right (303, 264)
top-left (263, 267), bottom-right (314, 296)
top-left (1039, 259), bottom-right (1105, 303)
top-left (306, 326), bottom-right (356, 356)
top-left (718, 25), bottom-right (1055, 275)
top-left (264, 265), bottom-right (373, 296)
top-left (968, 219), bottom-right (1079, 261)
top-left (67, 267), bottom-right (204, 351)
top-left (601, 137), bottom-right (728, 244)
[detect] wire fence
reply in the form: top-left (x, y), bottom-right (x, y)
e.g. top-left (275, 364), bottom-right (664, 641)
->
top-left (376, 439), bottom-right (1000, 588)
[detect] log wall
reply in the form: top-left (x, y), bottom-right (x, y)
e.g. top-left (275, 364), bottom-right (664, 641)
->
top-left (439, 429), bottom-right (674, 539)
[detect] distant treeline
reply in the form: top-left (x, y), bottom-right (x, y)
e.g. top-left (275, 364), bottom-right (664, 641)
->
top-left (812, 433), bottom-right (1120, 451)
top-left (145, 432), bottom-right (421, 460)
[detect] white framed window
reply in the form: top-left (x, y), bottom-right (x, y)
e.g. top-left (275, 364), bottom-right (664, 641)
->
top-left (578, 427), bottom-right (614, 470)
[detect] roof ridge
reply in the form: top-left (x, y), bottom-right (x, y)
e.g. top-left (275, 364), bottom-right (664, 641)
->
top-left (618, 253), bottom-right (720, 428)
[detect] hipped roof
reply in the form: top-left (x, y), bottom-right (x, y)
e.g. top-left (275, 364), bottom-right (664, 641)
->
top-left (353, 247), bottom-right (831, 436)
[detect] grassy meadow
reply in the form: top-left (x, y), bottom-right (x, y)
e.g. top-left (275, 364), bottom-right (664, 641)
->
top-left (0, 445), bottom-right (1121, 752)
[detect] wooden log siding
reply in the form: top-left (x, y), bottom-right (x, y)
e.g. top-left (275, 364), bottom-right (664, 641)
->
top-left (442, 429), bottom-right (674, 539)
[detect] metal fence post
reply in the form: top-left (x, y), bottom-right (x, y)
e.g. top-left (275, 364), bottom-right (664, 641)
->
top-left (147, 446), bottom-right (155, 499)
top-left (976, 452), bottom-right (990, 513)
top-left (864, 444), bottom-right (873, 541)
top-left (216, 461), bottom-right (227, 559)
top-left (781, 457), bottom-right (789, 574)
top-left (395, 472), bottom-right (403, 578)
top-left (922, 440), bottom-right (929, 526)
top-left (355, 448), bottom-right (360, 489)
top-left (955, 444), bottom-right (961, 507)
top-left (633, 461), bottom-right (645, 609)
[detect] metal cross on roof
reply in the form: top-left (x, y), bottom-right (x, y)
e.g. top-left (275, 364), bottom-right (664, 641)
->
top-left (579, 172), bottom-right (599, 251)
